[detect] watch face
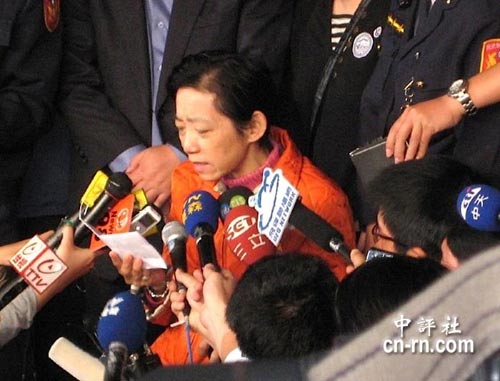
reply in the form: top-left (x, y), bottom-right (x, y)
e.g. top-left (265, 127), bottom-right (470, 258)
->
top-left (449, 79), bottom-right (466, 94)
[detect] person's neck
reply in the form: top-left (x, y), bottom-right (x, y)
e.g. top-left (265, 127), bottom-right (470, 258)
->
top-left (222, 140), bottom-right (280, 191)
top-left (332, 0), bottom-right (362, 15)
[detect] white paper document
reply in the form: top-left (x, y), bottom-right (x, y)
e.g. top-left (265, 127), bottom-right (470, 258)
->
top-left (98, 231), bottom-right (167, 269)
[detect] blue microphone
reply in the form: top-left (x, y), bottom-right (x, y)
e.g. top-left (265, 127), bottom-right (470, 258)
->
top-left (457, 184), bottom-right (500, 232)
top-left (182, 190), bottom-right (220, 269)
top-left (97, 291), bottom-right (147, 354)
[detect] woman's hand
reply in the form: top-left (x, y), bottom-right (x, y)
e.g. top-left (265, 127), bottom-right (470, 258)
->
top-left (109, 251), bottom-right (167, 291)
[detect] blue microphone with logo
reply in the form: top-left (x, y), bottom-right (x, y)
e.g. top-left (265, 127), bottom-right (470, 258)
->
top-left (182, 190), bottom-right (220, 269)
top-left (457, 184), bottom-right (500, 232)
top-left (97, 291), bottom-right (147, 381)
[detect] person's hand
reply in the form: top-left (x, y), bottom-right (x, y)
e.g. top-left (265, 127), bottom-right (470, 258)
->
top-left (0, 231), bottom-right (54, 266)
top-left (386, 95), bottom-right (465, 163)
top-left (34, 227), bottom-right (98, 310)
top-left (56, 226), bottom-right (97, 288)
top-left (169, 269), bottom-right (204, 325)
top-left (345, 249), bottom-right (366, 275)
top-left (109, 251), bottom-right (167, 291)
top-left (126, 145), bottom-right (181, 208)
top-left (198, 265), bottom-right (237, 359)
top-left (173, 265), bottom-right (238, 361)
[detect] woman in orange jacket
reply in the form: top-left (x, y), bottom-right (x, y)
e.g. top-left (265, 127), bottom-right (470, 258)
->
top-left (111, 51), bottom-right (356, 365)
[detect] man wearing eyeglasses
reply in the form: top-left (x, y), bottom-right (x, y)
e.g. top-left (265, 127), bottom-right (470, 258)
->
top-left (357, 155), bottom-right (500, 269)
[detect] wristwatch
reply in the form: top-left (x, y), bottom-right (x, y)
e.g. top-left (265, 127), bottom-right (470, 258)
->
top-left (447, 79), bottom-right (477, 116)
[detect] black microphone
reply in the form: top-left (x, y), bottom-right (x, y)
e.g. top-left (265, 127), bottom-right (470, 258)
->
top-left (182, 190), bottom-right (220, 270)
top-left (288, 199), bottom-right (351, 262)
top-left (46, 172), bottom-right (133, 248)
top-left (161, 221), bottom-right (192, 357)
top-left (218, 186), bottom-right (254, 221)
top-left (104, 341), bottom-right (128, 381)
top-left (0, 172), bottom-right (133, 309)
top-left (162, 221), bottom-right (188, 291)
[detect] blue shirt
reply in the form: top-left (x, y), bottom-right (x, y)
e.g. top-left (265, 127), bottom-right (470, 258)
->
top-left (110, 0), bottom-right (185, 172)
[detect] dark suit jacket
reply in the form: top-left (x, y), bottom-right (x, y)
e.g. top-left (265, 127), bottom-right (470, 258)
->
top-left (0, 0), bottom-right (61, 154)
top-left (60, 0), bottom-right (293, 208)
top-left (0, 0), bottom-right (61, 243)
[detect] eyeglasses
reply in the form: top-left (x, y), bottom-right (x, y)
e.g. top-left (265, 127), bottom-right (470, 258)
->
top-left (371, 222), bottom-right (408, 249)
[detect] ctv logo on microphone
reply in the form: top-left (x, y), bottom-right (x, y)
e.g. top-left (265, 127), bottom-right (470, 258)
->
top-left (9, 235), bottom-right (68, 294)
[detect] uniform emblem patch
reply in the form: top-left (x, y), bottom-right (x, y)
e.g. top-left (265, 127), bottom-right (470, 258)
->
top-left (353, 32), bottom-right (373, 59)
top-left (480, 38), bottom-right (500, 72)
top-left (44, 0), bottom-right (60, 32)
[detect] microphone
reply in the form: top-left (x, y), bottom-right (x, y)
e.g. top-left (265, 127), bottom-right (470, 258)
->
top-left (457, 184), bottom-right (500, 232)
top-left (47, 172), bottom-right (133, 248)
top-left (218, 186), bottom-right (254, 221)
top-left (105, 342), bottom-right (128, 381)
top-left (182, 190), bottom-right (220, 269)
top-left (161, 221), bottom-right (188, 292)
top-left (288, 199), bottom-right (351, 261)
top-left (97, 291), bottom-right (147, 353)
top-left (48, 337), bottom-right (105, 381)
top-left (0, 172), bottom-right (133, 308)
top-left (97, 291), bottom-right (147, 381)
top-left (224, 205), bottom-right (276, 265)
top-left (161, 221), bottom-right (195, 363)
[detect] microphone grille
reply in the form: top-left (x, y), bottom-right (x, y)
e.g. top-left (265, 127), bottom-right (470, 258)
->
top-left (162, 221), bottom-right (188, 245)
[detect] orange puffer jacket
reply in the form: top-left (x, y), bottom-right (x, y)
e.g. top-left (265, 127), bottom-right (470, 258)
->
top-left (151, 126), bottom-right (355, 365)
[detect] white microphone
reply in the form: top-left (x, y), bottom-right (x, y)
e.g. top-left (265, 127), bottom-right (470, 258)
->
top-left (49, 337), bottom-right (105, 381)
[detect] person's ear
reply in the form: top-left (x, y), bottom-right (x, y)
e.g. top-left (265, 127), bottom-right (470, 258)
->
top-left (246, 111), bottom-right (267, 143)
top-left (440, 237), bottom-right (460, 270)
top-left (406, 246), bottom-right (427, 259)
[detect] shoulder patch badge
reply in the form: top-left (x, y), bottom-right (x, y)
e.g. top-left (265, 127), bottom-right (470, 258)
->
top-left (44, 0), bottom-right (60, 32)
top-left (480, 38), bottom-right (500, 72)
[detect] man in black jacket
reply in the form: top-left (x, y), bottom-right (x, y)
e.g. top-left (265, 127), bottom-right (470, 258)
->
top-left (0, 2), bottom-right (62, 379)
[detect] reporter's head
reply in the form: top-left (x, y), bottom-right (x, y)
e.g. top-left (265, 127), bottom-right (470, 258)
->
top-left (226, 253), bottom-right (339, 359)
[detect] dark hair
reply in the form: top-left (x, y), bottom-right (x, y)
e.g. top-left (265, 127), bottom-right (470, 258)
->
top-left (167, 50), bottom-right (277, 149)
top-left (446, 222), bottom-right (500, 262)
top-left (226, 253), bottom-right (339, 359)
top-left (368, 155), bottom-right (487, 260)
top-left (335, 256), bottom-right (447, 335)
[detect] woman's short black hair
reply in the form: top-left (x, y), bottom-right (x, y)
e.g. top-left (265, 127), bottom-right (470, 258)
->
top-left (167, 50), bottom-right (278, 149)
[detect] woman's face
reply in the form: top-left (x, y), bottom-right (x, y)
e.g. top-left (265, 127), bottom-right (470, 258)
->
top-left (175, 87), bottom-right (255, 181)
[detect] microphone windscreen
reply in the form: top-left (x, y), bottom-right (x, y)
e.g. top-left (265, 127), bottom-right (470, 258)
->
top-left (96, 291), bottom-right (147, 353)
top-left (457, 184), bottom-right (500, 232)
top-left (106, 172), bottom-right (133, 199)
top-left (218, 186), bottom-right (254, 221)
top-left (225, 205), bottom-right (276, 265)
top-left (48, 337), bottom-right (105, 381)
top-left (182, 190), bottom-right (219, 237)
